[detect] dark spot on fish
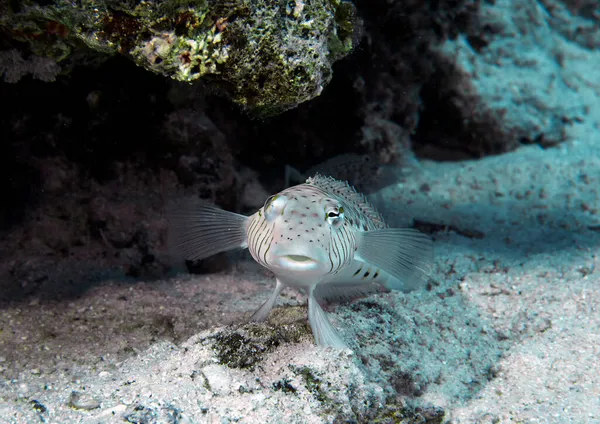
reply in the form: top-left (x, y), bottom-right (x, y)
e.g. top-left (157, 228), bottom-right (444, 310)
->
top-left (373, 271), bottom-right (379, 279)
top-left (353, 268), bottom-right (362, 276)
top-left (363, 271), bottom-right (370, 278)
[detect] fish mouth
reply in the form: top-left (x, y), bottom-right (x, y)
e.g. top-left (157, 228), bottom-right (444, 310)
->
top-left (285, 255), bottom-right (315, 262)
top-left (277, 254), bottom-right (321, 271)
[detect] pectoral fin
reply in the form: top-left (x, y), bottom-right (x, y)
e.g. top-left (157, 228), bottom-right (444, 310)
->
top-left (167, 197), bottom-right (249, 262)
top-left (355, 228), bottom-right (433, 291)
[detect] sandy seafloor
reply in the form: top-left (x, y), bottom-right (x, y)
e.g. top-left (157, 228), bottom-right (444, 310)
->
top-left (1, 133), bottom-right (599, 423)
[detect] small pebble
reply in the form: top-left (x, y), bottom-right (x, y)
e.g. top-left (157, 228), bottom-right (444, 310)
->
top-left (68, 391), bottom-right (101, 410)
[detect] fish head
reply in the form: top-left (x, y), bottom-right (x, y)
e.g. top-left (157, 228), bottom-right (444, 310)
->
top-left (249, 185), bottom-right (354, 281)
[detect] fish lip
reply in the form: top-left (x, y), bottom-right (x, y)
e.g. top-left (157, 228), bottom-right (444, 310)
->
top-left (283, 254), bottom-right (317, 262)
top-left (276, 254), bottom-right (322, 272)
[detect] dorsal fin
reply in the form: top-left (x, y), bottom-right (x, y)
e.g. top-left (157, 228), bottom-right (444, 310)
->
top-left (306, 173), bottom-right (387, 230)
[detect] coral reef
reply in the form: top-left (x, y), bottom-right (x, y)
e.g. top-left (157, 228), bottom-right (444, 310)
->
top-left (0, 48), bottom-right (60, 82)
top-left (2, 0), bottom-right (599, 295)
top-left (0, 0), bottom-right (358, 115)
top-left (1, 0), bottom-right (600, 421)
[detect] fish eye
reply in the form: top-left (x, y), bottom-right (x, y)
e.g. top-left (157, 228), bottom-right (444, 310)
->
top-left (264, 194), bottom-right (287, 221)
top-left (325, 206), bottom-right (344, 228)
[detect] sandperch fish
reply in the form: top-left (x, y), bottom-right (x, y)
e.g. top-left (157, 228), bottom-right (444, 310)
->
top-left (168, 174), bottom-right (432, 348)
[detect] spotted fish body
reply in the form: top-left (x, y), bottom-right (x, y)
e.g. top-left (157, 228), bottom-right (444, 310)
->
top-left (249, 178), bottom-right (395, 289)
top-left (168, 175), bottom-right (432, 348)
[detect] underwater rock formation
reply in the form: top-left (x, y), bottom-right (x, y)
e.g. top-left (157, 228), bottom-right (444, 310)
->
top-left (431, 0), bottom-right (600, 156)
top-left (0, 0), bottom-right (358, 116)
top-left (2, 0), bottom-right (599, 296)
top-left (2, 0), bottom-right (600, 421)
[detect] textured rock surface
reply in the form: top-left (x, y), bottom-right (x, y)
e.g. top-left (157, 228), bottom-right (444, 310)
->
top-left (0, 0), bottom-right (357, 115)
top-left (433, 0), bottom-right (600, 156)
top-left (0, 327), bottom-right (388, 423)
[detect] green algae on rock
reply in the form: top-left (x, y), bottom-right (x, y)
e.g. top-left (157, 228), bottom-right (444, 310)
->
top-left (0, 0), bottom-right (358, 116)
top-left (211, 307), bottom-right (311, 370)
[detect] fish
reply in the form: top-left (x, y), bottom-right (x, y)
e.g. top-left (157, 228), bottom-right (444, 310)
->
top-left (168, 174), bottom-right (433, 348)
top-left (284, 153), bottom-right (413, 227)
